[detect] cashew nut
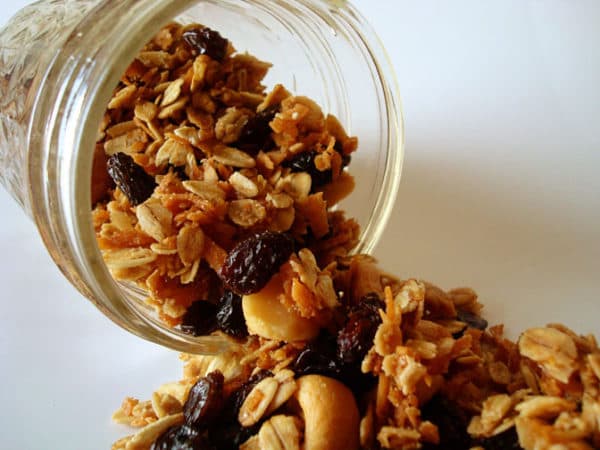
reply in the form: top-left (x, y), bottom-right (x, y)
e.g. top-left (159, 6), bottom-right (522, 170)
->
top-left (292, 375), bottom-right (360, 450)
top-left (242, 274), bottom-right (320, 342)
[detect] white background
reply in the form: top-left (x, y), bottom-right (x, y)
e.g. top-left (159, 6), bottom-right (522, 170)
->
top-left (1, 1), bottom-right (599, 449)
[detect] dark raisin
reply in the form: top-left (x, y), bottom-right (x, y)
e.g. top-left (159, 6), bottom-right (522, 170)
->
top-left (181, 301), bottom-right (218, 336)
top-left (184, 371), bottom-right (224, 428)
top-left (421, 395), bottom-right (472, 450)
top-left (293, 332), bottom-right (342, 378)
top-left (476, 427), bottom-right (522, 450)
top-left (234, 106), bottom-right (278, 154)
top-left (219, 231), bottom-right (294, 295)
top-left (457, 309), bottom-right (488, 331)
top-left (170, 164), bottom-right (189, 181)
top-left (283, 151), bottom-right (332, 190)
top-left (341, 153), bottom-right (352, 167)
top-left (337, 294), bottom-right (383, 364)
top-left (151, 425), bottom-right (213, 450)
top-left (293, 332), bottom-right (376, 394)
top-left (182, 26), bottom-right (228, 61)
top-left (208, 422), bottom-right (260, 450)
top-left (210, 371), bottom-right (271, 449)
top-left (350, 292), bottom-right (385, 317)
top-left (216, 290), bottom-right (248, 338)
top-left (107, 152), bottom-right (156, 206)
top-left (337, 314), bottom-right (379, 364)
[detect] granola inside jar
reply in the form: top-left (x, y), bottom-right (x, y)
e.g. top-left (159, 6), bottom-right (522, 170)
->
top-left (0, 0), bottom-right (403, 352)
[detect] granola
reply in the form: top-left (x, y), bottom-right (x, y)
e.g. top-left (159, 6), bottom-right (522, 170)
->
top-left (92, 22), bottom-right (358, 330)
top-left (103, 23), bottom-right (600, 450)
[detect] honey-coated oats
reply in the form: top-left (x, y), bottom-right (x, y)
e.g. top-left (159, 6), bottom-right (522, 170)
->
top-left (95, 23), bottom-right (600, 450)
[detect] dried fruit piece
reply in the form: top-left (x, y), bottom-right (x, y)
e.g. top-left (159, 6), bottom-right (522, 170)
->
top-left (283, 150), bottom-right (332, 190)
top-left (182, 26), bottom-right (228, 61)
top-left (337, 294), bottom-right (384, 364)
top-left (293, 332), bottom-right (341, 378)
top-left (107, 152), bottom-right (156, 206)
top-left (421, 396), bottom-right (472, 450)
top-left (456, 309), bottom-right (488, 331)
top-left (216, 290), bottom-right (248, 338)
top-left (180, 301), bottom-right (218, 336)
top-left (208, 422), bottom-right (260, 450)
top-left (337, 313), bottom-right (380, 365)
top-left (219, 231), bottom-right (295, 295)
top-left (476, 427), bottom-right (523, 450)
top-left (234, 106), bottom-right (278, 154)
top-left (151, 424), bottom-right (213, 450)
top-left (183, 371), bottom-right (224, 428)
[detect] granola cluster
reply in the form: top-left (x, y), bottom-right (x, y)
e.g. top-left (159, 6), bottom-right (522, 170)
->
top-left (100, 23), bottom-right (600, 450)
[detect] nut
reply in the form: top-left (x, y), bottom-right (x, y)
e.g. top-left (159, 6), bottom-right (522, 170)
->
top-left (242, 274), bottom-right (321, 342)
top-left (292, 375), bottom-right (360, 450)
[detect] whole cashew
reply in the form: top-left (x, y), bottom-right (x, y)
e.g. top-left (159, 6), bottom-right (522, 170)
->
top-left (293, 375), bottom-right (360, 450)
top-left (242, 274), bottom-right (320, 342)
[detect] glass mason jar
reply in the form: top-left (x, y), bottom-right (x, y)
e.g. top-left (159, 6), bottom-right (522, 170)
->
top-left (0, 0), bottom-right (403, 353)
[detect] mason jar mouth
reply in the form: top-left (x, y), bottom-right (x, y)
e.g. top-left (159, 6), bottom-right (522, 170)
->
top-left (28, 0), bottom-right (403, 353)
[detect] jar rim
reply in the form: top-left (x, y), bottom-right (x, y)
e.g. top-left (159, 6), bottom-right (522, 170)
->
top-left (29, 0), bottom-right (404, 353)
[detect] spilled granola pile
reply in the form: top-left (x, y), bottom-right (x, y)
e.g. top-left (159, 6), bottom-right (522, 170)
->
top-left (111, 254), bottom-right (600, 450)
top-left (95, 23), bottom-right (600, 450)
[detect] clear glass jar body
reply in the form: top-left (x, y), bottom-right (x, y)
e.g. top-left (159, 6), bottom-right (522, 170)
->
top-left (0, 0), bottom-right (403, 353)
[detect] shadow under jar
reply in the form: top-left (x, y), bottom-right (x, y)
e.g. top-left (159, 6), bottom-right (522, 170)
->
top-left (0, 0), bottom-right (403, 353)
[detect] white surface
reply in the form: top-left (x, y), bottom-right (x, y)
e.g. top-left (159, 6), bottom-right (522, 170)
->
top-left (1, 1), bottom-right (599, 449)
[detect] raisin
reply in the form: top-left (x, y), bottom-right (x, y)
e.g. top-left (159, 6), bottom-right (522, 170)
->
top-left (170, 164), bottom-right (189, 181)
top-left (184, 371), bottom-right (224, 428)
top-left (208, 422), bottom-right (260, 450)
top-left (151, 425), bottom-right (213, 450)
top-left (421, 395), bottom-right (472, 450)
top-left (337, 294), bottom-right (383, 364)
top-left (457, 309), bottom-right (488, 331)
top-left (337, 314), bottom-right (379, 364)
top-left (234, 106), bottom-right (278, 154)
top-left (182, 26), bottom-right (228, 61)
top-left (219, 231), bottom-right (294, 295)
top-left (350, 292), bottom-right (385, 317)
top-left (477, 427), bottom-right (522, 450)
top-left (181, 301), bottom-right (218, 336)
top-left (293, 332), bottom-right (376, 394)
top-left (216, 290), bottom-right (248, 338)
top-left (209, 371), bottom-right (271, 450)
top-left (283, 151), bottom-right (332, 190)
top-left (107, 152), bottom-right (156, 206)
top-left (293, 332), bottom-right (342, 378)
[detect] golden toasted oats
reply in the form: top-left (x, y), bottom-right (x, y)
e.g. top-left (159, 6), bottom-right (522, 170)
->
top-left (176, 224), bottom-right (204, 266)
top-left (160, 78), bottom-right (184, 107)
top-left (239, 376), bottom-right (279, 427)
top-left (228, 199), bottom-right (266, 227)
top-left (229, 171), bottom-right (259, 198)
top-left (181, 180), bottom-right (226, 202)
top-left (136, 199), bottom-right (172, 242)
top-left (516, 396), bottom-right (577, 419)
top-left (102, 247), bottom-right (157, 270)
top-left (212, 144), bottom-right (256, 168)
top-left (257, 415), bottom-right (302, 450)
top-left (215, 107), bottom-right (250, 144)
top-left (519, 327), bottom-right (578, 384)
